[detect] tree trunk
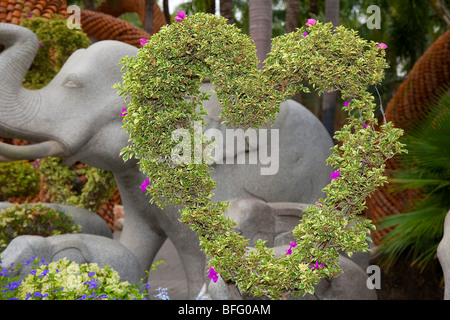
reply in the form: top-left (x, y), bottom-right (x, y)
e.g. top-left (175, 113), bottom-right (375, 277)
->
top-left (308, 0), bottom-right (319, 16)
top-left (85, 0), bottom-right (95, 11)
top-left (321, 0), bottom-right (340, 138)
top-left (220, 0), bottom-right (235, 24)
top-left (207, 0), bottom-right (216, 14)
top-left (144, 0), bottom-right (154, 35)
top-left (163, 0), bottom-right (171, 25)
top-left (427, 0), bottom-right (450, 27)
top-left (249, 0), bottom-right (272, 69)
top-left (285, 0), bottom-right (299, 33)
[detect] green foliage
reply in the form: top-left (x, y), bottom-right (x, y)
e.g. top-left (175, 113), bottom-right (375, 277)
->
top-left (0, 157), bottom-right (116, 214)
top-left (0, 161), bottom-right (39, 200)
top-left (377, 91), bottom-right (450, 270)
top-left (0, 203), bottom-right (81, 249)
top-left (116, 13), bottom-right (406, 299)
top-left (0, 256), bottom-right (159, 300)
top-left (36, 157), bottom-right (116, 213)
top-left (19, 15), bottom-right (91, 89)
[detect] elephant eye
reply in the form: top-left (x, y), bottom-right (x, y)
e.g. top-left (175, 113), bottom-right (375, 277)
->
top-left (63, 73), bottom-right (82, 89)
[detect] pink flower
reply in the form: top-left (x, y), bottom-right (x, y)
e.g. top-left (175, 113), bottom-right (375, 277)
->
top-left (329, 170), bottom-right (341, 180)
top-left (317, 201), bottom-right (323, 207)
top-left (33, 159), bottom-right (41, 168)
top-left (303, 32), bottom-right (308, 37)
top-left (343, 101), bottom-right (350, 107)
top-left (174, 11), bottom-right (186, 22)
top-left (377, 43), bottom-right (388, 50)
top-left (285, 240), bottom-right (297, 255)
top-left (139, 38), bottom-right (148, 46)
top-left (208, 267), bottom-right (218, 283)
top-left (120, 108), bottom-right (128, 116)
top-left (39, 42), bottom-right (44, 47)
top-left (140, 177), bottom-right (149, 193)
top-left (305, 19), bottom-right (317, 26)
top-left (311, 261), bottom-right (325, 269)
top-left (363, 123), bottom-right (368, 129)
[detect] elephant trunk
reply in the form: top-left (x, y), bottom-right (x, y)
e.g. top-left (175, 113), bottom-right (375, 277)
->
top-left (0, 23), bottom-right (66, 160)
top-left (0, 23), bottom-right (40, 131)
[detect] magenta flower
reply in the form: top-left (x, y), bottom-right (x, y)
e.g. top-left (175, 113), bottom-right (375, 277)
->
top-left (377, 43), bottom-right (388, 50)
top-left (310, 261), bottom-right (325, 269)
top-left (120, 108), bottom-right (128, 116)
top-left (140, 177), bottom-right (149, 193)
top-left (285, 239), bottom-right (297, 255)
top-left (329, 170), bottom-right (341, 180)
top-left (317, 201), bottom-right (323, 207)
top-left (363, 123), bottom-right (368, 129)
top-left (302, 32), bottom-right (308, 37)
top-left (33, 159), bottom-right (41, 168)
top-left (174, 11), bottom-right (186, 22)
top-left (139, 38), bottom-right (148, 46)
top-left (208, 266), bottom-right (218, 283)
top-left (38, 42), bottom-right (44, 47)
top-left (343, 101), bottom-right (350, 107)
top-left (305, 19), bottom-right (317, 26)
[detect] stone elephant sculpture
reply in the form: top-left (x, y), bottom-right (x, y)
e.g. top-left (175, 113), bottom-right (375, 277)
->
top-left (0, 234), bottom-right (144, 284)
top-left (437, 209), bottom-right (450, 300)
top-left (0, 23), bottom-right (334, 298)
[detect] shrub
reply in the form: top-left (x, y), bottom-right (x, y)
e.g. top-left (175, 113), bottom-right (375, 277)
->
top-left (19, 15), bottom-right (91, 89)
top-left (0, 161), bottom-right (39, 201)
top-left (0, 203), bottom-right (81, 249)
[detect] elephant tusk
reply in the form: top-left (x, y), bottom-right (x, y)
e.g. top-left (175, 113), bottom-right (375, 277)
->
top-left (0, 140), bottom-right (67, 161)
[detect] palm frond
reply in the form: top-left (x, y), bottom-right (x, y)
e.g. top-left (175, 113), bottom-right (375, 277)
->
top-left (377, 90), bottom-right (450, 270)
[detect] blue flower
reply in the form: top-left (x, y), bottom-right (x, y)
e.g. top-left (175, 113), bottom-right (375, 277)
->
top-left (142, 283), bottom-right (151, 290)
top-left (88, 271), bottom-right (96, 277)
top-left (0, 267), bottom-right (8, 277)
top-left (84, 278), bottom-right (100, 290)
top-left (38, 269), bottom-right (49, 278)
top-left (33, 292), bottom-right (48, 298)
top-left (154, 287), bottom-right (170, 300)
top-left (78, 294), bottom-right (87, 300)
top-left (3, 281), bottom-right (20, 292)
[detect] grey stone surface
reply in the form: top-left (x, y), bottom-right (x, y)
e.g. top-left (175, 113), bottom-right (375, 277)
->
top-left (0, 234), bottom-right (144, 284)
top-left (0, 23), bottom-right (334, 298)
top-left (0, 202), bottom-right (112, 238)
top-left (437, 209), bottom-right (450, 300)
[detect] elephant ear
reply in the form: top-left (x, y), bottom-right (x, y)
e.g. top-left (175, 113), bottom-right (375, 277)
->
top-left (49, 235), bottom-right (91, 264)
top-left (269, 202), bottom-right (309, 247)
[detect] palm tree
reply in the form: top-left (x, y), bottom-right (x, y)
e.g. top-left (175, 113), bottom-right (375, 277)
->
top-left (321, 0), bottom-right (339, 137)
top-left (220, 0), bottom-right (235, 24)
top-left (163, 0), bottom-right (171, 25)
top-left (249, 0), bottom-right (272, 69)
top-left (144, 0), bottom-right (154, 35)
top-left (285, 0), bottom-right (299, 33)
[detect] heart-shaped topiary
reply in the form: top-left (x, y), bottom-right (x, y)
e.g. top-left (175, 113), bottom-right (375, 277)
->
top-left (115, 13), bottom-right (406, 299)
